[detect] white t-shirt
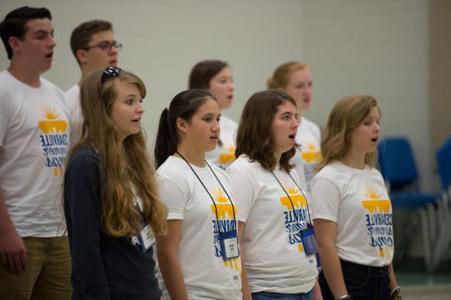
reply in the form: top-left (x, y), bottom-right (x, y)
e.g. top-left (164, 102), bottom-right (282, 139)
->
top-left (227, 155), bottom-right (318, 294)
top-left (310, 161), bottom-right (394, 267)
top-left (206, 116), bottom-right (237, 170)
top-left (0, 70), bottom-right (70, 237)
top-left (293, 117), bottom-right (321, 191)
top-left (65, 84), bottom-right (82, 145)
top-left (156, 156), bottom-right (242, 300)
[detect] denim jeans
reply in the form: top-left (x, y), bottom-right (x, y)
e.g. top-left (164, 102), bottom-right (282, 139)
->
top-left (252, 289), bottom-right (313, 300)
top-left (319, 259), bottom-right (391, 300)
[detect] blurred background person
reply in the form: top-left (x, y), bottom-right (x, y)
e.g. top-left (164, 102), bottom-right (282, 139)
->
top-left (268, 61), bottom-right (321, 190)
top-left (189, 60), bottom-right (237, 169)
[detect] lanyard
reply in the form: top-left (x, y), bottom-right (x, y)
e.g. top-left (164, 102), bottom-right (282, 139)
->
top-left (271, 170), bottom-right (313, 224)
top-left (176, 152), bottom-right (237, 228)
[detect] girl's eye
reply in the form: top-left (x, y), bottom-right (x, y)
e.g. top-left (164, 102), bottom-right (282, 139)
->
top-left (126, 99), bottom-right (134, 105)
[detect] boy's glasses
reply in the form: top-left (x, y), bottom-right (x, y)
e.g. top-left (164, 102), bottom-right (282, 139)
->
top-left (84, 40), bottom-right (122, 52)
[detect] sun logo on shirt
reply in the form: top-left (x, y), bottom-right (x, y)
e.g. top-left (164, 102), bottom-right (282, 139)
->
top-left (280, 185), bottom-right (307, 210)
top-left (38, 106), bottom-right (68, 134)
top-left (301, 144), bottom-right (322, 163)
top-left (211, 189), bottom-right (236, 219)
top-left (367, 186), bottom-right (382, 199)
top-left (361, 185), bottom-right (392, 257)
top-left (219, 146), bottom-right (236, 165)
top-left (361, 185), bottom-right (390, 213)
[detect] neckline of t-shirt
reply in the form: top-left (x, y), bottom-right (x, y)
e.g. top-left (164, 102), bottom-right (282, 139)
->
top-left (6, 69), bottom-right (45, 90)
top-left (171, 155), bottom-right (210, 173)
top-left (335, 160), bottom-right (371, 173)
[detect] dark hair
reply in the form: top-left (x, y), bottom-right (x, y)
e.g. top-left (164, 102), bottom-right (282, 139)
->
top-left (236, 89), bottom-right (297, 172)
top-left (188, 60), bottom-right (229, 89)
top-left (0, 6), bottom-right (51, 59)
top-left (154, 89), bottom-right (216, 168)
top-left (70, 19), bottom-right (113, 65)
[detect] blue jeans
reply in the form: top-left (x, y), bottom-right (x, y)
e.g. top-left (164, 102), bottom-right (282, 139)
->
top-left (252, 290), bottom-right (313, 300)
top-left (319, 259), bottom-right (391, 300)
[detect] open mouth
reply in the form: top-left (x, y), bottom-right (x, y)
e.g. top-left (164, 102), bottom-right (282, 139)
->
top-left (289, 134), bottom-right (295, 140)
top-left (45, 53), bottom-right (53, 59)
top-left (371, 137), bottom-right (378, 142)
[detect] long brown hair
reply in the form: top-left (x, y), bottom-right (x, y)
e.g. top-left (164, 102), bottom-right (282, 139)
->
top-left (236, 89), bottom-right (297, 172)
top-left (72, 69), bottom-right (166, 237)
top-left (319, 95), bottom-right (380, 171)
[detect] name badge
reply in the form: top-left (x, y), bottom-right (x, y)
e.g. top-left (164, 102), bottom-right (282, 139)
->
top-left (218, 230), bottom-right (239, 260)
top-left (137, 224), bottom-right (155, 253)
top-left (300, 224), bottom-right (318, 256)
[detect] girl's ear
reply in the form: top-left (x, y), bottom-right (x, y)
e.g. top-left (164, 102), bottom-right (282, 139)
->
top-left (176, 117), bottom-right (188, 134)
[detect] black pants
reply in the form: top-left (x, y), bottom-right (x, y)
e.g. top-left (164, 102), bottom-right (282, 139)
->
top-left (319, 260), bottom-right (391, 300)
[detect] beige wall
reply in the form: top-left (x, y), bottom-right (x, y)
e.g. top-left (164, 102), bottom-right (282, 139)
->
top-left (430, 0), bottom-right (451, 156)
top-left (302, 0), bottom-right (435, 191)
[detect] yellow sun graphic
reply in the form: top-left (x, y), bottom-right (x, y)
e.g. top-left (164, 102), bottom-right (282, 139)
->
top-left (41, 106), bottom-right (59, 120)
top-left (286, 186), bottom-right (299, 195)
top-left (215, 189), bottom-right (229, 203)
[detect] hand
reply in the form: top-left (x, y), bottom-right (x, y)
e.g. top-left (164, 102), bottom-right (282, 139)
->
top-left (391, 287), bottom-right (402, 300)
top-left (0, 229), bottom-right (27, 273)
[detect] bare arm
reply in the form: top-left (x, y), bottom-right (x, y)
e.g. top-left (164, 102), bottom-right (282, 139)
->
top-left (388, 263), bottom-right (402, 298)
top-left (314, 219), bottom-right (347, 299)
top-left (156, 220), bottom-right (188, 300)
top-left (313, 279), bottom-right (324, 300)
top-left (238, 221), bottom-right (252, 300)
top-left (0, 189), bottom-right (26, 273)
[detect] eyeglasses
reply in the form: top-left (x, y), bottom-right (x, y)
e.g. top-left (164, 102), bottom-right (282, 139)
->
top-left (84, 40), bottom-right (123, 52)
top-left (101, 66), bottom-right (122, 84)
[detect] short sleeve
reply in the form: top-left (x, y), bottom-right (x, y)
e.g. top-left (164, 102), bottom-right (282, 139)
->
top-left (227, 166), bottom-right (256, 222)
top-left (310, 177), bottom-right (340, 222)
top-left (157, 174), bottom-right (189, 220)
top-left (0, 91), bottom-right (12, 146)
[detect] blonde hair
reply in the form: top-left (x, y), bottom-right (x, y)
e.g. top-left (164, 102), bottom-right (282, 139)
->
top-left (319, 95), bottom-right (380, 171)
top-left (267, 61), bottom-right (309, 89)
top-left (72, 69), bottom-right (166, 237)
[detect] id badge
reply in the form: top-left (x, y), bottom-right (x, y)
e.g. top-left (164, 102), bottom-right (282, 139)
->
top-left (218, 230), bottom-right (239, 260)
top-left (300, 224), bottom-right (318, 256)
top-left (137, 224), bottom-right (155, 253)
